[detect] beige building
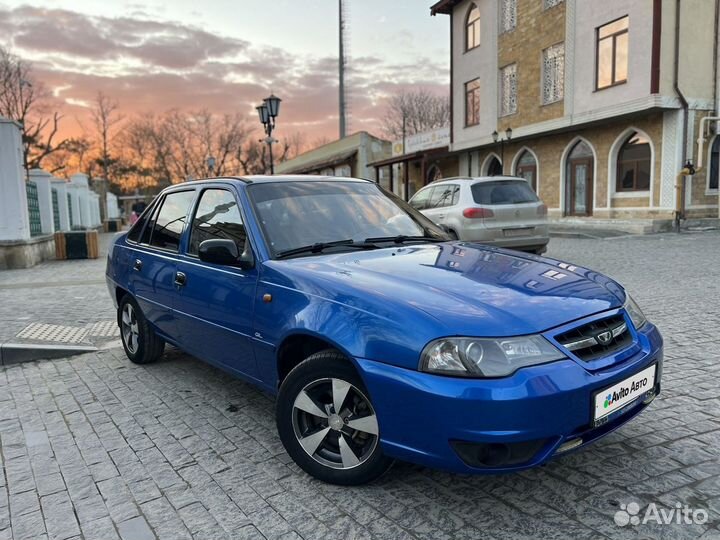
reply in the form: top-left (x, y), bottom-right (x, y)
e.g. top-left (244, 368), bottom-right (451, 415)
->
top-left (275, 131), bottom-right (390, 180)
top-left (431, 0), bottom-right (720, 223)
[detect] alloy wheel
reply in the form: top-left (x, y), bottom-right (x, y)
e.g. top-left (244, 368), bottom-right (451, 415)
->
top-left (292, 377), bottom-right (379, 470)
top-left (121, 303), bottom-right (140, 354)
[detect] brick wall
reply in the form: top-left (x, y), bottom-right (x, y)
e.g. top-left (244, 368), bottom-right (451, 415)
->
top-left (497, 0), bottom-right (566, 133)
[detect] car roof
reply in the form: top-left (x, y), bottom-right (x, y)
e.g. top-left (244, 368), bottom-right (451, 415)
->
top-left (164, 175), bottom-right (372, 189)
top-left (429, 176), bottom-right (525, 184)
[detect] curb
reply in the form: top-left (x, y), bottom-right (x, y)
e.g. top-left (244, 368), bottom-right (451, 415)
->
top-left (0, 342), bottom-right (98, 366)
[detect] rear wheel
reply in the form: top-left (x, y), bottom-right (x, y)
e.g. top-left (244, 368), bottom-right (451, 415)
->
top-left (119, 295), bottom-right (165, 364)
top-left (277, 350), bottom-right (393, 485)
top-left (447, 229), bottom-right (459, 241)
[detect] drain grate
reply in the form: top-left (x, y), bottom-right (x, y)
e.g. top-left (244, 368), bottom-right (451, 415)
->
top-left (87, 320), bottom-right (120, 338)
top-left (16, 323), bottom-right (89, 344)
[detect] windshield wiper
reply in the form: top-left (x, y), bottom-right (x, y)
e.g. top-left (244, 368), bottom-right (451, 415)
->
top-left (363, 234), bottom-right (445, 245)
top-left (275, 239), bottom-right (378, 259)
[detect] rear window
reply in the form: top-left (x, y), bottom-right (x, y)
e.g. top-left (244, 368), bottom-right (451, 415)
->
top-left (471, 180), bottom-right (539, 205)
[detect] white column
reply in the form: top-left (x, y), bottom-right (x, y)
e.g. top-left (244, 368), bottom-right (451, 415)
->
top-left (91, 193), bottom-right (101, 227)
top-left (0, 118), bottom-right (30, 241)
top-left (106, 192), bottom-right (120, 219)
top-left (68, 184), bottom-right (82, 229)
top-left (29, 168), bottom-right (55, 235)
top-left (71, 173), bottom-right (91, 228)
top-left (51, 178), bottom-right (71, 231)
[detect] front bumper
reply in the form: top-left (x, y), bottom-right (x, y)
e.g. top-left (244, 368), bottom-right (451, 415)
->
top-left (357, 322), bottom-right (663, 474)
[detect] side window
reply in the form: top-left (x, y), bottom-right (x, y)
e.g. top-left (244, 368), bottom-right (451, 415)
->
top-left (140, 201), bottom-right (161, 245)
top-left (148, 190), bottom-right (196, 251)
top-left (127, 200), bottom-right (155, 243)
top-left (451, 185), bottom-right (461, 205)
top-left (189, 189), bottom-right (247, 255)
top-left (428, 185), bottom-right (454, 208)
top-left (409, 188), bottom-right (432, 210)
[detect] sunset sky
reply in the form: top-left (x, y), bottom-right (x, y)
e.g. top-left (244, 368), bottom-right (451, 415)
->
top-left (0, 0), bottom-right (450, 145)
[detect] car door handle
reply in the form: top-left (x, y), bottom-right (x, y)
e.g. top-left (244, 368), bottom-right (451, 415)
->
top-left (174, 271), bottom-right (187, 287)
top-left (133, 259), bottom-right (143, 271)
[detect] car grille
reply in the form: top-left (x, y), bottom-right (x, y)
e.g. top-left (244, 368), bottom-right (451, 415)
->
top-left (555, 314), bottom-right (632, 362)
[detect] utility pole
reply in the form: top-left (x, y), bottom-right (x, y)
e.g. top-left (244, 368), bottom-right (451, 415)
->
top-left (338, 0), bottom-right (347, 139)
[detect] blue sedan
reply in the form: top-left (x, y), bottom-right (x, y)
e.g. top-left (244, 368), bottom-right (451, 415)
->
top-left (105, 176), bottom-right (663, 485)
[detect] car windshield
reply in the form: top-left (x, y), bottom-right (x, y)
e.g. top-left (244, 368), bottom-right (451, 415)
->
top-left (471, 180), bottom-right (539, 205)
top-left (248, 181), bottom-right (447, 256)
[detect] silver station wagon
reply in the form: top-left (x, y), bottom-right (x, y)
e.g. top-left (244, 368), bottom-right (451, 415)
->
top-left (409, 176), bottom-right (550, 254)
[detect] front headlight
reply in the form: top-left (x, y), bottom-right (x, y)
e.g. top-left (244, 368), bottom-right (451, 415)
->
top-left (624, 294), bottom-right (647, 330)
top-left (419, 335), bottom-right (566, 378)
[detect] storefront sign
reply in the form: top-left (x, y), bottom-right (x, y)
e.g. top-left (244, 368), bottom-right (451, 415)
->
top-left (392, 127), bottom-right (450, 156)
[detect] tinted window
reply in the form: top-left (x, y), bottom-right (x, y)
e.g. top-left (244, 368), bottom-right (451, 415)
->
top-left (471, 180), bottom-right (539, 205)
top-left (148, 191), bottom-right (196, 251)
top-left (427, 184), bottom-right (459, 209)
top-left (127, 201), bottom-right (155, 243)
top-left (189, 189), bottom-right (246, 255)
top-left (140, 201), bottom-right (161, 244)
top-left (409, 187), bottom-right (432, 210)
top-left (248, 181), bottom-right (445, 255)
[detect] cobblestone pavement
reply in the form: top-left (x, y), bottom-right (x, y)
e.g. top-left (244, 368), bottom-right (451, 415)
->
top-left (1, 232), bottom-right (719, 539)
top-left (0, 234), bottom-right (115, 343)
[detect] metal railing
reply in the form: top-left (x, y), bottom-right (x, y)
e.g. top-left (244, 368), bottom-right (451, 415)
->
top-left (26, 181), bottom-right (42, 237)
top-left (52, 188), bottom-right (61, 231)
top-left (67, 193), bottom-right (73, 228)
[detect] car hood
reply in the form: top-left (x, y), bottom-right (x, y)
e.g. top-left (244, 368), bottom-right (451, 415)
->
top-left (268, 243), bottom-right (626, 337)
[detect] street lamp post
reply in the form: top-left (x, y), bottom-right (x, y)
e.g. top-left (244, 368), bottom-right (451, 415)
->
top-left (491, 127), bottom-right (513, 175)
top-left (256, 94), bottom-right (282, 174)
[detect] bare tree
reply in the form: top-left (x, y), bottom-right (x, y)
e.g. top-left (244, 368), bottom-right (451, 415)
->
top-left (381, 89), bottom-right (450, 141)
top-left (91, 92), bottom-right (124, 219)
top-left (0, 46), bottom-right (70, 173)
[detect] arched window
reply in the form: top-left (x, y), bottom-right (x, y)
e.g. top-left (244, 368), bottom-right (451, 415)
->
top-left (616, 132), bottom-right (651, 192)
top-left (515, 150), bottom-right (537, 192)
top-left (426, 164), bottom-right (442, 184)
top-left (709, 136), bottom-right (720, 191)
top-left (486, 156), bottom-right (503, 176)
top-left (564, 140), bottom-right (594, 216)
top-left (466, 3), bottom-right (481, 51)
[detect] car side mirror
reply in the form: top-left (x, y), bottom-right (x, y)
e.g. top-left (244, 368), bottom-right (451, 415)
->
top-left (198, 239), bottom-right (254, 269)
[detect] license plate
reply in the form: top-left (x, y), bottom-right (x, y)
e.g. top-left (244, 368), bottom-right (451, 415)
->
top-left (503, 227), bottom-right (533, 237)
top-left (594, 364), bottom-right (656, 424)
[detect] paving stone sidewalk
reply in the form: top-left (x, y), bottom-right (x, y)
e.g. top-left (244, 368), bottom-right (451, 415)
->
top-left (1, 231), bottom-right (720, 539)
top-left (0, 234), bottom-right (116, 345)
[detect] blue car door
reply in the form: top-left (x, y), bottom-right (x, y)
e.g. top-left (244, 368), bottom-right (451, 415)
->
top-left (127, 190), bottom-right (196, 337)
top-left (173, 186), bottom-right (260, 380)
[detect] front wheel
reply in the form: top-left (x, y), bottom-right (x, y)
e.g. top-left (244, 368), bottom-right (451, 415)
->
top-left (276, 350), bottom-right (393, 485)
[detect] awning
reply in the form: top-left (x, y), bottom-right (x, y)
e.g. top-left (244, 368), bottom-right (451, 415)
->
top-left (278, 149), bottom-right (357, 174)
top-left (368, 146), bottom-right (451, 168)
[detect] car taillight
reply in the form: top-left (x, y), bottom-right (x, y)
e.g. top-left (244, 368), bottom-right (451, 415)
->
top-left (537, 204), bottom-right (547, 216)
top-left (463, 207), bottom-right (494, 219)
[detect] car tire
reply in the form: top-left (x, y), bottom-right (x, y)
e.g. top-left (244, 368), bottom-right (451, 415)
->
top-left (447, 230), bottom-right (459, 240)
top-left (118, 294), bottom-right (165, 365)
top-left (276, 350), bottom-right (393, 485)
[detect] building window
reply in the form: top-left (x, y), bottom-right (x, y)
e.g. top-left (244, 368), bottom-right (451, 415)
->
top-left (465, 79), bottom-right (481, 126)
top-left (708, 136), bottom-right (719, 190)
top-left (616, 131), bottom-right (651, 192)
top-left (499, 64), bottom-right (517, 116)
top-left (544, 0), bottom-right (563, 8)
top-left (596, 16), bottom-right (629, 90)
top-left (465, 3), bottom-right (481, 51)
top-left (515, 150), bottom-right (538, 192)
top-left (542, 43), bottom-right (565, 104)
top-left (500, 0), bottom-right (516, 33)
